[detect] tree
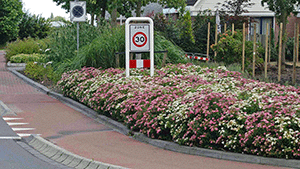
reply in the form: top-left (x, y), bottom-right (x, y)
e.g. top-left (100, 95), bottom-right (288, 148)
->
top-left (218, 0), bottom-right (254, 29)
top-left (178, 11), bottom-right (195, 52)
top-left (52, 0), bottom-right (186, 23)
top-left (18, 12), bottom-right (51, 40)
top-left (0, 0), bottom-right (23, 45)
top-left (261, 0), bottom-right (300, 67)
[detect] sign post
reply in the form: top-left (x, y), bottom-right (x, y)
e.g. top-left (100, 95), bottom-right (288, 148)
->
top-left (70, 1), bottom-right (86, 51)
top-left (125, 17), bottom-right (154, 77)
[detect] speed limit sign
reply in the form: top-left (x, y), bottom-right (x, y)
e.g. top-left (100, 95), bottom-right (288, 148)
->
top-left (125, 17), bottom-right (154, 77)
top-left (130, 24), bottom-right (150, 52)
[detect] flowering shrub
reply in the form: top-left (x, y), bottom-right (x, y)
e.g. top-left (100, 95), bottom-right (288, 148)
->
top-left (58, 64), bottom-right (300, 159)
top-left (211, 30), bottom-right (264, 71)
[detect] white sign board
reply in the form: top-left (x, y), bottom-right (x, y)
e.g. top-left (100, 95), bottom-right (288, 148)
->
top-left (125, 17), bottom-right (154, 77)
top-left (130, 24), bottom-right (150, 52)
top-left (70, 1), bottom-right (86, 22)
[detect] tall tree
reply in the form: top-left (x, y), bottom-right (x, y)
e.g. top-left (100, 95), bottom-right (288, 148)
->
top-left (220, 0), bottom-right (254, 16)
top-left (18, 12), bottom-right (51, 39)
top-left (130, 0), bottom-right (186, 17)
top-left (0, 0), bottom-right (23, 45)
top-left (218, 0), bottom-right (254, 29)
top-left (261, 0), bottom-right (300, 67)
top-left (52, 0), bottom-right (186, 25)
top-left (52, 0), bottom-right (106, 19)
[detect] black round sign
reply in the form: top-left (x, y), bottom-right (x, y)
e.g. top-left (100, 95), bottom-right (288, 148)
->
top-left (72, 6), bottom-right (84, 18)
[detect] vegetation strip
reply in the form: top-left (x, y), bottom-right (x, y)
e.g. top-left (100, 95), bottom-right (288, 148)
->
top-left (9, 65), bottom-right (300, 168)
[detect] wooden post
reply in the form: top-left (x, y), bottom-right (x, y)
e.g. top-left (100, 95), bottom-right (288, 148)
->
top-left (242, 22), bottom-right (246, 72)
top-left (130, 53), bottom-right (133, 60)
top-left (162, 50), bottom-right (168, 67)
top-left (278, 23), bottom-right (283, 82)
top-left (232, 23), bottom-right (234, 36)
top-left (116, 53), bottom-right (120, 68)
top-left (296, 24), bottom-right (299, 63)
top-left (253, 24), bottom-right (257, 77)
top-left (268, 24), bottom-right (271, 63)
top-left (265, 23), bottom-right (269, 79)
top-left (224, 23), bottom-right (227, 32)
top-left (214, 24), bottom-right (218, 58)
top-left (207, 22), bottom-right (211, 60)
top-left (293, 23), bottom-right (297, 85)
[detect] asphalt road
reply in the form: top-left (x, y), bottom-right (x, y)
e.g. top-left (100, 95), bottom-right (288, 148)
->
top-left (0, 117), bottom-right (68, 169)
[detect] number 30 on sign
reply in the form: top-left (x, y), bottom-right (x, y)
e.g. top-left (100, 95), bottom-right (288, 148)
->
top-left (130, 24), bottom-right (150, 52)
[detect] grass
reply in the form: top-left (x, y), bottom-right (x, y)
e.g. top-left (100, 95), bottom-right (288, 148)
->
top-left (0, 43), bottom-right (6, 50)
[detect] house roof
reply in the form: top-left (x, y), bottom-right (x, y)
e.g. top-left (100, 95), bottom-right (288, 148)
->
top-left (187, 0), bottom-right (197, 6)
top-left (50, 21), bottom-right (66, 28)
top-left (163, 0), bottom-right (275, 17)
top-left (105, 3), bottom-right (163, 20)
top-left (189, 0), bottom-right (274, 17)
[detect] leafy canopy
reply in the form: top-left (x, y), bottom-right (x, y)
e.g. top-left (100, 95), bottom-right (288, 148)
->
top-left (0, 0), bottom-right (23, 44)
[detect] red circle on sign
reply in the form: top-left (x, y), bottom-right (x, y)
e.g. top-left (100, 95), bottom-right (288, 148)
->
top-left (132, 32), bottom-right (147, 47)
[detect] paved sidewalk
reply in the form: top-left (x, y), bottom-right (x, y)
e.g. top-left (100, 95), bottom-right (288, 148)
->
top-left (0, 50), bottom-right (291, 169)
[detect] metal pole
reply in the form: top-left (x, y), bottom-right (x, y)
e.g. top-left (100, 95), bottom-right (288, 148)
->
top-left (77, 22), bottom-right (79, 51)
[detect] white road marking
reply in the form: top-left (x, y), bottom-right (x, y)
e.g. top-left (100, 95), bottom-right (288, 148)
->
top-left (3, 117), bottom-right (23, 121)
top-left (12, 128), bottom-right (35, 131)
top-left (7, 122), bottom-right (29, 126)
top-left (3, 117), bottom-right (38, 137)
top-left (0, 136), bottom-right (22, 140)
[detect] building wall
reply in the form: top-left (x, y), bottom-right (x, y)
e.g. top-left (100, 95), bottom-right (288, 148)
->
top-left (274, 13), bottom-right (300, 41)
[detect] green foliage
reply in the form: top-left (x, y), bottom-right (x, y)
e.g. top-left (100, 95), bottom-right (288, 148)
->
top-left (153, 12), bottom-right (197, 53)
top-left (47, 22), bottom-right (104, 69)
top-left (70, 26), bottom-right (126, 70)
top-left (154, 32), bottom-right (187, 66)
top-left (153, 13), bottom-right (181, 46)
top-left (10, 53), bottom-right (45, 63)
top-left (178, 11), bottom-right (195, 52)
top-left (285, 37), bottom-right (295, 61)
top-left (269, 28), bottom-right (278, 61)
top-left (192, 10), bottom-right (216, 54)
top-left (0, 0), bottom-right (23, 45)
top-left (211, 30), bottom-right (264, 71)
top-left (24, 62), bottom-right (60, 84)
top-left (5, 37), bottom-right (49, 61)
top-left (18, 12), bottom-right (51, 40)
top-left (61, 26), bottom-right (185, 72)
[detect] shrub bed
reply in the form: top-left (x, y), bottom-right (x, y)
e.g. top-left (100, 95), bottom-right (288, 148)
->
top-left (25, 62), bottom-right (60, 84)
top-left (58, 64), bottom-right (300, 159)
top-left (5, 37), bottom-right (49, 61)
top-left (10, 53), bottom-right (44, 63)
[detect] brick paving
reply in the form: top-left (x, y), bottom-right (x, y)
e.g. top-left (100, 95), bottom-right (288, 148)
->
top-left (0, 50), bottom-right (291, 169)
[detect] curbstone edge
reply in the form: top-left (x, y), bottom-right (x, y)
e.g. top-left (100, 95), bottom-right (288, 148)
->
top-left (10, 67), bottom-right (300, 169)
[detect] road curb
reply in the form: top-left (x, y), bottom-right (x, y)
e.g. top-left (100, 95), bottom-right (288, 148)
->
top-left (9, 68), bottom-right (300, 168)
top-left (26, 135), bottom-right (127, 169)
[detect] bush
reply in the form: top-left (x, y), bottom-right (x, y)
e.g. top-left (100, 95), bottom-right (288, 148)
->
top-left (10, 53), bottom-right (45, 63)
top-left (153, 13), bottom-right (181, 47)
top-left (211, 30), bottom-right (264, 71)
top-left (177, 11), bottom-right (195, 52)
top-left (5, 37), bottom-right (49, 61)
top-left (0, 0), bottom-right (23, 45)
top-left (24, 62), bottom-right (60, 84)
top-left (63, 26), bottom-right (186, 72)
top-left (46, 22), bottom-right (104, 67)
top-left (18, 12), bottom-right (51, 40)
top-left (58, 64), bottom-right (300, 159)
top-left (192, 10), bottom-right (216, 54)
